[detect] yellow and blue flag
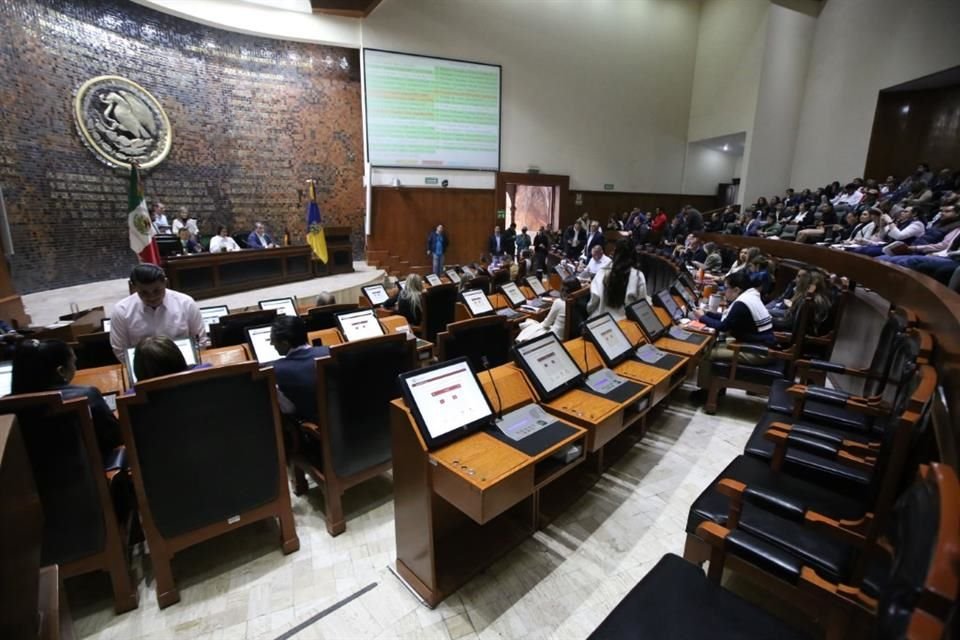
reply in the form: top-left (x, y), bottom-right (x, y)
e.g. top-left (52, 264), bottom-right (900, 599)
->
top-left (306, 181), bottom-right (328, 263)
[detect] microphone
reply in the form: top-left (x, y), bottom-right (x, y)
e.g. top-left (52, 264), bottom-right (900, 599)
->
top-left (481, 356), bottom-right (504, 420)
top-left (580, 320), bottom-right (591, 374)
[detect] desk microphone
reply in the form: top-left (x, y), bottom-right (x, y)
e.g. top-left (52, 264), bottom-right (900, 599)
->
top-left (579, 321), bottom-right (591, 374)
top-left (481, 356), bottom-right (504, 420)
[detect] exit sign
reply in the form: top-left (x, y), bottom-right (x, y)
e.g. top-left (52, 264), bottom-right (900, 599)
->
top-left (424, 177), bottom-right (439, 185)
top-left (603, 183), bottom-right (615, 191)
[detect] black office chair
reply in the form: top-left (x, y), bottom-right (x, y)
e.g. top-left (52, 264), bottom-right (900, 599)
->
top-left (75, 331), bottom-right (120, 369)
top-left (563, 287), bottom-right (590, 340)
top-left (305, 303), bottom-right (358, 332)
top-left (421, 283), bottom-right (458, 343)
top-left (462, 275), bottom-right (490, 293)
top-left (436, 316), bottom-right (511, 371)
top-left (210, 309), bottom-right (278, 348)
top-left (232, 233), bottom-right (249, 249)
top-left (490, 268), bottom-right (510, 294)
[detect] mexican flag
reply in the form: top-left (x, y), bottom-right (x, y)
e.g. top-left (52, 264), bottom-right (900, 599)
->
top-left (128, 163), bottom-right (159, 264)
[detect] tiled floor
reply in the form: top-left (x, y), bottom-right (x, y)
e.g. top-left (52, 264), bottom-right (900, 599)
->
top-left (69, 389), bottom-right (766, 640)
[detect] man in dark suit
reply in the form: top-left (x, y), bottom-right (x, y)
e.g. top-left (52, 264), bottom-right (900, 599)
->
top-left (564, 220), bottom-right (585, 259)
top-left (488, 225), bottom-right (506, 258)
top-left (247, 222), bottom-right (277, 249)
top-left (270, 315), bottom-right (330, 422)
top-left (176, 228), bottom-right (203, 254)
top-left (426, 224), bottom-right (449, 275)
top-left (582, 221), bottom-right (604, 261)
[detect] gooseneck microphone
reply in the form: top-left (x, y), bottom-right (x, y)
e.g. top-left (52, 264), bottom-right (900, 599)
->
top-left (481, 356), bottom-right (504, 420)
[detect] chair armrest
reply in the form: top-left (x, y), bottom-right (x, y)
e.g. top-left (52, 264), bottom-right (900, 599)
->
top-left (802, 386), bottom-right (853, 407)
top-left (798, 567), bottom-right (878, 614)
top-left (764, 422), bottom-right (876, 474)
top-left (299, 420), bottom-right (323, 441)
top-left (790, 424), bottom-right (881, 453)
top-left (728, 342), bottom-right (770, 357)
top-left (773, 331), bottom-right (793, 344)
top-left (797, 358), bottom-right (868, 377)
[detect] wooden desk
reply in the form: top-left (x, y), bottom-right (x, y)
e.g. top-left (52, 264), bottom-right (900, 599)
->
top-left (618, 318), bottom-right (711, 378)
top-left (391, 365), bottom-right (586, 607)
top-left (72, 364), bottom-right (126, 396)
top-left (29, 307), bottom-right (106, 342)
top-left (164, 246), bottom-right (314, 300)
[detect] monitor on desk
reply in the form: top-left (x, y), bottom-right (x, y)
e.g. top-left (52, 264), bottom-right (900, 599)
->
top-left (627, 299), bottom-right (667, 341)
top-left (655, 289), bottom-right (683, 320)
top-left (126, 337), bottom-right (199, 385)
top-left (677, 271), bottom-right (699, 299)
top-left (0, 361), bottom-right (12, 397)
top-left (199, 305), bottom-right (230, 332)
top-left (101, 318), bottom-right (112, 332)
top-left (555, 264), bottom-right (573, 280)
top-left (156, 235), bottom-right (181, 259)
top-left (362, 284), bottom-right (390, 307)
top-left (583, 313), bottom-right (634, 367)
top-left (445, 269), bottom-right (461, 284)
top-left (245, 324), bottom-right (282, 364)
top-left (336, 309), bottom-right (385, 342)
top-left (673, 280), bottom-right (698, 309)
top-left (512, 332), bottom-right (583, 401)
top-left (525, 275), bottom-right (547, 296)
top-left (397, 279), bottom-right (406, 291)
top-left (461, 288), bottom-right (494, 317)
top-left (425, 273), bottom-right (442, 286)
top-left (500, 282), bottom-right (526, 308)
top-left (398, 356), bottom-right (494, 450)
top-left (259, 297), bottom-right (298, 317)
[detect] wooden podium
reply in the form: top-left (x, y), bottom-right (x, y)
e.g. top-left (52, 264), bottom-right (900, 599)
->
top-left (390, 365), bottom-right (587, 607)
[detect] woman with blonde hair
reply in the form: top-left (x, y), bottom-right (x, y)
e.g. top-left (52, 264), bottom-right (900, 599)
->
top-left (385, 273), bottom-right (424, 325)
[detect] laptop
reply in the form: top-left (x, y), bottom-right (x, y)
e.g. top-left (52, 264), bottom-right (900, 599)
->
top-left (335, 308), bottom-right (385, 342)
top-left (627, 299), bottom-right (708, 346)
top-left (583, 313), bottom-right (684, 372)
top-left (0, 361), bottom-right (12, 397)
top-left (398, 356), bottom-right (573, 454)
top-left (199, 305), bottom-right (230, 332)
top-left (445, 269), bottom-right (462, 284)
top-left (246, 324), bottom-right (282, 364)
top-left (461, 288), bottom-right (495, 317)
top-left (258, 297), bottom-right (298, 317)
top-left (362, 284), bottom-right (391, 307)
top-left (425, 273), bottom-right (442, 286)
top-left (101, 318), bottom-right (112, 332)
top-left (125, 337), bottom-right (199, 386)
top-left (512, 331), bottom-right (645, 404)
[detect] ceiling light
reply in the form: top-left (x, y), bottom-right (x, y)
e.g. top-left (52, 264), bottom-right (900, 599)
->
top-left (901, 105), bottom-right (910, 114)
top-left (722, 144), bottom-right (729, 152)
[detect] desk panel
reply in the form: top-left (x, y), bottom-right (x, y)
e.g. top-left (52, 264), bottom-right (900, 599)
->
top-left (163, 246), bottom-right (314, 300)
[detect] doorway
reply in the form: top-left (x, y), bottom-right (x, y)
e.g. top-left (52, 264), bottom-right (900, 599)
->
top-left (506, 184), bottom-right (559, 233)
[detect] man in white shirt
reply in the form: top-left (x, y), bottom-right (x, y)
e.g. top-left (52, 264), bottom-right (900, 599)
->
top-left (110, 264), bottom-right (206, 361)
top-left (209, 226), bottom-right (241, 253)
top-left (831, 183), bottom-right (863, 211)
top-left (583, 245), bottom-right (611, 276)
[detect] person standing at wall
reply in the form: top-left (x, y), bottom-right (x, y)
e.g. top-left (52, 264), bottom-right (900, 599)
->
top-left (426, 224), bottom-right (449, 275)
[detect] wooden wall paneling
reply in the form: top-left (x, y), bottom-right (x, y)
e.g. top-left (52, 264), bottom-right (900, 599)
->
top-left (572, 191), bottom-right (719, 223)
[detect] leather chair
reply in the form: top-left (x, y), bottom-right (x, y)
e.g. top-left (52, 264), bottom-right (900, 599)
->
top-left (463, 274), bottom-right (490, 293)
top-left (289, 334), bottom-right (416, 535)
top-left (232, 233), bottom-right (248, 249)
top-left (75, 330), bottom-right (120, 369)
top-left (592, 463), bottom-right (960, 640)
top-left (199, 344), bottom-right (251, 367)
top-left (307, 328), bottom-right (344, 347)
top-left (117, 363), bottom-right (299, 607)
top-left (209, 309), bottom-right (278, 348)
top-left (798, 287), bottom-right (851, 362)
top-left (563, 286), bottom-right (590, 340)
top-left (304, 303), bottom-right (357, 332)
top-left (490, 268), bottom-right (510, 294)
top-left (436, 316), bottom-right (511, 372)
top-left (0, 393), bottom-right (137, 613)
top-left (72, 363), bottom-right (127, 396)
top-left (420, 283), bottom-right (457, 343)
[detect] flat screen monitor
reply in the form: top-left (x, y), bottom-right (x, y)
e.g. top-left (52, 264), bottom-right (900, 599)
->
top-left (126, 337), bottom-right (199, 385)
top-left (445, 269), bottom-right (461, 284)
top-left (397, 279), bottom-right (406, 291)
top-left (674, 281), bottom-right (698, 309)
top-left (336, 309), bottom-right (385, 342)
top-left (156, 235), bottom-right (180, 259)
top-left (0, 361), bottom-right (12, 397)
top-left (627, 299), bottom-right (666, 341)
top-left (555, 264), bottom-right (573, 280)
top-left (398, 357), bottom-right (494, 450)
top-left (199, 305), bottom-right (230, 332)
top-left (655, 289), bottom-right (683, 320)
top-left (461, 289), bottom-right (494, 317)
top-left (362, 284), bottom-right (390, 307)
top-left (425, 273), bottom-right (442, 286)
top-left (245, 324), bottom-right (282, 363)
top-left (512, 333), bottom-right (583, 401)
top-left (101, 318), bottom-right (112, 332)
top-left (500, 282), bottom-right (526, 308)
top-left (259, 297), bottom-right (298, 317)
top-left (526, 275), bottom-right (547, 296)
top-left (584, 313), bottom-right (634, 367)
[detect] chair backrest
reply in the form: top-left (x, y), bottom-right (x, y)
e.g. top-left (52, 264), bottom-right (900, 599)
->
top-left (232, 233), bottom-right (249, 249)
top-left (317, 334), bottom-right (416, 478)
top-left (490, 269), bottom-right (510, 293)
top-left (421, 283), bottom-right (458, 342)
top-left (75, 331), bottom-right (119, 369)
top-left (379, 315), bottom-right (412, 337)
top-left (437, 316), bottom-right (511, 371)
top-left (118, 364), bottom-right (284, 539)
top-left (0, 393), bottom-right (109, 566)
top-left (563, 287), bottom-right (591, 340)
top-left (305, 303), bottom-right (358, 332)
top-left (210, 309), bottom-right (278, 348)
top-left (199, 344), bottom-right (251, 367)
top-left (864, 309), bottom-right (915, 398)
top-left (308, 328), bottom-right (344, 347)
top-left (463, 274), bottom-right (490, 293)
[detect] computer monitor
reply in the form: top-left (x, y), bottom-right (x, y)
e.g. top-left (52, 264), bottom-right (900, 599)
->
top-left (336, 309), bottom-right (385, 342)
top-left (555, 263), bottom-right (573, 280)
top-left (583, 313), bottom-right (634, 367)
top-left (126, 337), bottom-right (199, 385)
top-left (445, 269), bottom-right (462, 284)
top-left (155, 235), bottom-right (181, 259)
top-left (425, 273), bottom-right (442, 286)
top-left (259, 297), bottom-right (298, 317)
top-left (500, 282), bottom-right (526, 308)
top-left (677, 271), bottom-right (699, 298)
top-left (673, 281), bottom-right (698, 309)
top-left (397, 279), bottom-right (407, 291)
top-left (461, 288), bottom-right (494, 317)
top-left (101, 318), bottom-right (112, 332)
top-left (398, 357), bottom-right (494, 450)
top-left (525, 275), bottom-right (547, 296)
top-left (512, 333), bottom-right (583, 401)
top-left (0, 361), bottom-right (12, 397)
top-left (627, 299), bottom-right (667, 341)
top-left (245, 324), bottom-right (282, 363)
top-left (655, 289), bottom-right (683, 320)
top-left (199, 305), bottom-right (230, 332)
top-left (362, 284), bottom-right (390, 307)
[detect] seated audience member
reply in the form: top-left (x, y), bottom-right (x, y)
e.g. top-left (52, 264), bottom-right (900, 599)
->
top-left (796, 203), bottom-right (838, 243)
top-left (877, 208), bottom-right (960, 283)
top-left (516, 277), bottom-right (582, 342)
top-left (247, 222), bottom-right (277, 249)
top-left (171, 206), bottom-right (199, 239)
top-left (269, 315), bottom-right (331, 422)
top-left (110, 264), bottom-right (206, 361)
top-left (747, 255), bottom-right (774, 297)
top-left (209, 226), bottom-right (241, 253)
top-left (176, 228), bottom-right (203, 254)
top-left (12, 339), bottom-right (121, 462)
top-left (850, 206), bottom-right (924, 256)
top-left (132, 336), bottom-right (193, 382)
top-left (583, 245), bottom-right (612, 276)
top-left (724, 247), bottom-right (753, 277)
top-left (767, 268), bottom-right (809, 320)
top-left (694, 242), bottom-right (722, 274)
top-left (315, 291), bottom-right (336, 307)
top-left (884, 203), bottom-right (960, 254)
top-left (587, 239), bottom-right (649, 321)
top-left (691, 270), bottom-right (775, 403)
top-left (650, 208), bottom-right (668, 235)
top-left (383, 274), bottom-right (424, 326)
top-left (831, 182), bottom-right (863, 212)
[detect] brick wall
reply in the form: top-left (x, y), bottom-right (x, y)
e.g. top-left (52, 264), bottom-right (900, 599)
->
top-left (0, 0), bottom-right (363, 293)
